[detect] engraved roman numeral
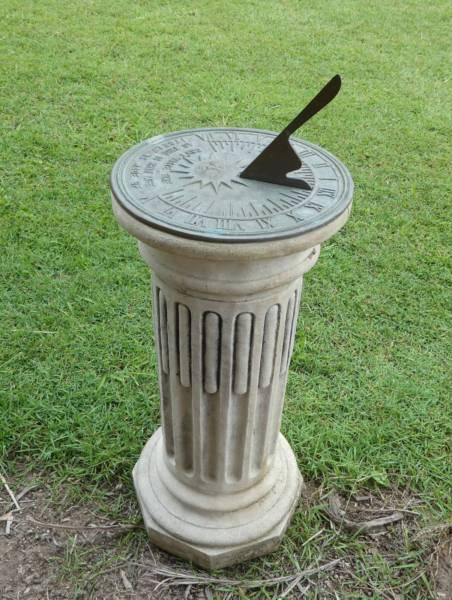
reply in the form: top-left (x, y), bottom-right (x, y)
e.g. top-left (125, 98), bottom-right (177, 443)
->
top-left (260, 204), bottom-right (274, 216)
top-left (224, 131), bottom-right (239, 151)
top-left (214, 218), bottom-right (244, 231)
top-left (266, 198), bottom-right (293, 212)
top-left (299, 150), bottom-right (315, 157)
top-left (200, 133), bottom-right (222, 151)
top-left (304, 200), bottom-right (323, 212)
top-left (317, 188), bottom-right (335, 198)
top-left (161, 189), bottom-right (185, 202)
top-left (160, 191), bottom-right (198, 212)
top-left (286, 211), bottom-right (304, 223)
top-left (280, 190), bottom-right (310, 202)
top-left (255, 218), bottom-right (274, 229)
top-left (162, 206), bottom-right (177, 217)
top-left (185, 214), bottom-right (206, 227)
top-left (276, 195), bottom-right (302, 209)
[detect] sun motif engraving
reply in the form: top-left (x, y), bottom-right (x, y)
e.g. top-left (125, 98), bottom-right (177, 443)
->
top-left (172, 152), bottom-right (249, 193)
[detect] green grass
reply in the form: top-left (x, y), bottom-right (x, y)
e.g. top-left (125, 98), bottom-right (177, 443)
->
top-left (0, 0), bottom-right (450, 596)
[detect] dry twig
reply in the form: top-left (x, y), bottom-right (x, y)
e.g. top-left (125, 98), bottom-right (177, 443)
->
top-left (302, 528), bottom-right (325, 546)
top-left (279, 573), bottom-right (306, 598)
top-left (0, 511), bottom-right (14, 535)
top-left (27, 514), bottom-right (137, 532)
top-left (325, 492), bottom-right (404, 533)
top-left (15, 484), bottom-right (39, 503)
top-left (0, 473), bottom-right (20, 511)
top-left (134, 558), bottom-right (341, 590)
top-left (120, 569), bottom-right (134, 591)
top-left (357, 506), bottom-right (420, 516)
top-left (2, 484), bottom-right (39, 514)
top-left (5, 516), bottom-right (13, 535)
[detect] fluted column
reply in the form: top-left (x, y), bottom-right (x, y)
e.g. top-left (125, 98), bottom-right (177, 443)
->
top-left (151, 275), bottom-right (302, 494)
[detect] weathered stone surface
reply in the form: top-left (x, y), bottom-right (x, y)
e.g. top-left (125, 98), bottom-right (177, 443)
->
top-left (133, 430), bottom-right (301, 569)
top-left (111, 127), bottom-right (353, 569)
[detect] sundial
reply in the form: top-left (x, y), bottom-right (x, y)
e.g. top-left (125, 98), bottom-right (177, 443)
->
top-left (111, 75), bottom-right (353, 242)
top-left (110, 75), bottom-right (355, 569)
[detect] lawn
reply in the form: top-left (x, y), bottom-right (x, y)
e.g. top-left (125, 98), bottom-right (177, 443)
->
top-left (0, 0), bottom-right (450, 597)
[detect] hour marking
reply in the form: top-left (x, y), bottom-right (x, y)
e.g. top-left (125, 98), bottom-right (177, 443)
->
top-left (317, 188), bottom-right (335, 198)
top-left (287, 212), bottom-right (304, 223)
top-left (304, 200), bottom-right (323, 212)
top-left (260, 204), bottom-right (273, 216)
top-left (280, 190), bottom-right (310, 202)
top-left (272, 196), bottom-right (299, 209)
top-left (163, 206), bottom-right (177, 216)
top-left (203, 200), bottom-right (215, 214)
top-left (255, 218), bottom-right (274, 229)
top-left (160, 193), bottom-right (198, 212)
top-left (215, 218), bottom-right (244, 231)
top-left (205, 134), bottom-right (220, 151)
top-left (161, 188), bottom-right (185, 200)
top-left (185, 214), bottom-right (206, 227)
top-left (249, 202), bottom-right (260, 217)
top-left (267, 198), bottom-right (286, 212)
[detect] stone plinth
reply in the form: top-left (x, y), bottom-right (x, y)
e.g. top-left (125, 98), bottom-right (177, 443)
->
top-left (111, 127), bottom-right (353, 569)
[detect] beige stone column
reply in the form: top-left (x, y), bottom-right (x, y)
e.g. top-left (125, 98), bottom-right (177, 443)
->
top-left (112, 197), bottom-right (351, 569)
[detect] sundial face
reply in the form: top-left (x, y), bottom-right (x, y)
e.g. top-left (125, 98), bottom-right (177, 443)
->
top-left (111, 128), bottom-right (353, 242)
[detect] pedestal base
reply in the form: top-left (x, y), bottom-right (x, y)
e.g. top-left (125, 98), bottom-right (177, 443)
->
top-left (133, 429), bottom-right (303, 569)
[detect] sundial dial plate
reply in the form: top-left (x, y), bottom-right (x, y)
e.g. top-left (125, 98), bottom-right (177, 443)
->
top-left (111, 128), bottom-right (353, 242)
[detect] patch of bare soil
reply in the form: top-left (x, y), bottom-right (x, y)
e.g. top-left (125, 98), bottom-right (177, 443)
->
top-left (417, 523), bottom-right (452, 600)
top-left (431, 536), bottom-right (452, 600)
top-left (0, 477), bottom-right (137, 599)
top-left (0, 482), bottom-right (68, 598)
top-left (0, 474), bottom-right (450, 599)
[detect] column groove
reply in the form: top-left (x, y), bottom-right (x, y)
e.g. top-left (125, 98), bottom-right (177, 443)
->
top-left (154, 285), bottom-right (174, 458)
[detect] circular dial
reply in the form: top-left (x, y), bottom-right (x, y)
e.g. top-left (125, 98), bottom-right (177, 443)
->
top-left (111, 128), bottom-right (353, 242)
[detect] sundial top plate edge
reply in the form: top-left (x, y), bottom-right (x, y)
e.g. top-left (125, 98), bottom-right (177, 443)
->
top-left (110, 127), bottom-right (353, 243)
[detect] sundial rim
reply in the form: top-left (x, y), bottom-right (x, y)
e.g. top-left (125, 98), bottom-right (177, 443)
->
top-left (110, 127), bottom-right (353, 243)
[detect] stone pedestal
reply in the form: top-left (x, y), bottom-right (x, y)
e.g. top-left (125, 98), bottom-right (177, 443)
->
top-left (112, 198), bottom-right (351, 569)
top-left (111, 125), bottom-right (353, 569)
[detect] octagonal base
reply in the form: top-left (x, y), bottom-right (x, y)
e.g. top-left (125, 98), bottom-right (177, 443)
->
top-left (133, 429), bottom-right (302, 569)
top-left (139, 498), bottom-right (300, 570)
